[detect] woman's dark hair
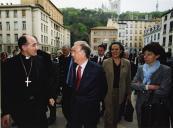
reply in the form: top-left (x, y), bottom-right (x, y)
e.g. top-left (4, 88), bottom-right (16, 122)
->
top-left (142, 42), bottom-right (166, 64)
top-left (18, 35), bottom-right (27, 50)
top-left (109, 41), bottom-right (124, 58)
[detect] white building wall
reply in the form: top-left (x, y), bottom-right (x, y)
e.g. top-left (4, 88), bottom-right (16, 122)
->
top-left (0, 4), bottom-right (65, 54)
top-left (160, 9), bottom-right (173, 55)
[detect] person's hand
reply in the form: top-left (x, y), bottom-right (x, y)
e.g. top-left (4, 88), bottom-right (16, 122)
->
top-left (148, 84), bottom-right (159, 90)
top-left (49, 98), bottom-right (55, 106)
top-left (1, 114), bottom-right (11, 128)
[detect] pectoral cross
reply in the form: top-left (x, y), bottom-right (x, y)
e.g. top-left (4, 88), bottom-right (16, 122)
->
top-left (25, 77), bottom-right (31, 87)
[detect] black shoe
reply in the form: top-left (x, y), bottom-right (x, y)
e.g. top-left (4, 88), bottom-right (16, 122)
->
top-left (48, 118), bottom-right (56, 125)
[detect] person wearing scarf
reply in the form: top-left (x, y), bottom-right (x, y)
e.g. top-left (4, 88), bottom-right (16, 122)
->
top-left (131, 43), bottom-right (172, 128)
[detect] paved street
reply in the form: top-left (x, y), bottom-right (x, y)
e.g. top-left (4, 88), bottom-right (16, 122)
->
top-left (48, 105), bottom-right (138, 128)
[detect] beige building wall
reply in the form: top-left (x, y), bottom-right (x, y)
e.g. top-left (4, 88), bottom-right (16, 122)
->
top-left (90, 27), bottom-right (118, 54)
top-left (21, 0), bottom-right (63, 25)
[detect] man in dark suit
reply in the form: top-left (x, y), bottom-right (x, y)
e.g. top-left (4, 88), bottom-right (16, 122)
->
top-left (70, 41), bottom-right (108, 128)
top-left (58, 45), bottom-right (73, 128)
top-left (91, 44), bottom-right (107, 65)
top-left (1, 35), bottom-right (55, 128)
top-left (91, 44), bottom-right (107, 116)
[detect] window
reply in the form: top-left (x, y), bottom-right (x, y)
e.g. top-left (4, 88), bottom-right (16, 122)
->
top-left (169, 35), bottom-right (172, 46)
top-left (170, 21), bottom-right (173, 32)
top-left (154, 34), bottom-right (156, 41)
top-left (163, 37), bottom-right (166, 46)
top-left (164, 15), bottom-right (167, 21)
top-left (41, 35), bottom-right (43, 43)
top-left (6, 10), bottom-right (9, 18)
top-left (135, 36), bottom-right (137, 41)
top-left (41, 23), bottom-right (43, 32)
top-left (6, 34), bottom-right (11, 43)
top-left (14, 21), bottom-right (18, 30)
top-left (158, 33), bottom-right (160, 40)
top-left (14, 10), bottom-right (17, 18)
top-left (140, 30), bottom-right (142, 34)
top-left (7, 46), bottom-right (11, 53)
top-left (0, 22), bottom-right (2, 30)
top-left (163, 24), bottom-right (166, 34)
top-left (22, 10), bottom-right (26, 17)
top-left (151, 35), bottom-right (153, 42)
top-left (14, 34), bottom-right (18, 42)
top-left (6, 22), bottom-right (10, 31)
top-left (135, 30), bottom-right (137, 34)
top-left (135, 43), bottom-right (137, 47)
top-left (22, 21), bottom-right (26, 30)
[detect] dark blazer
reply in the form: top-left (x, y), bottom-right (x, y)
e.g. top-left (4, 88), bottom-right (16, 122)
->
top-left (131, 64), bottom-right (172, 126)
top-left (2, 53), bottom-right (54, 125)
top-left (91, 55), bottom-right (107, 65)
top-left (70, 60), bottom-right (107, 125)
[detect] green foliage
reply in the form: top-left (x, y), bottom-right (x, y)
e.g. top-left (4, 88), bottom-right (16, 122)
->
top-left (61, 8), bottom-right (164, 45)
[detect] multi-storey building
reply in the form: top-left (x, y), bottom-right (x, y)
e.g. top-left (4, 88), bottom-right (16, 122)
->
top-left (160, 8), bottom-right (173, 55)
top-left (63, 28), bottom-right (71, 46)
top-left (118, 20), bottom-right (155, 52)
top-left (90, 19), bottom-right (118, 54)
top-left (144, 24), bottom-right (161, 45)
top-left (118, 22), bottom-right (127, 48)
top-left (0, 0), bottom-right (70, 55)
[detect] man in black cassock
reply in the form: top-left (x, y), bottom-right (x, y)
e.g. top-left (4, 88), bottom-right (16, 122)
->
top-left (1, 34), bottom-right (55, 128)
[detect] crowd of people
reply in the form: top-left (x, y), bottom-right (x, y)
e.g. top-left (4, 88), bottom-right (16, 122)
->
top-left (1, 34), bottom-right (173, 128)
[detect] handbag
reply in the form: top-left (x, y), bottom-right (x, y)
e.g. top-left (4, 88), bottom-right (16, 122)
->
top-left (124, 99), bottom-right (134, 122)
top-left (141, 92), bottom-right (170, 128)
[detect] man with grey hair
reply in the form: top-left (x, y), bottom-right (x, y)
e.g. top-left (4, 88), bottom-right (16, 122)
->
top-left (69, 41), bottom-right (107, 128)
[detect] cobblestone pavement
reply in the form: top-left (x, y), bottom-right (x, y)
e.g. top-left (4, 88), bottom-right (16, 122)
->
top-left (49, 106), bottom-right (138, 128)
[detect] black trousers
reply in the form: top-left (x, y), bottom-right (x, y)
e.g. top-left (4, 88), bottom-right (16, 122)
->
top-left (62, 87), bottom-right (73, 124)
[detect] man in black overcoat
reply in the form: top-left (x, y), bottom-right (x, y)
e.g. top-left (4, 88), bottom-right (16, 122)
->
top-left (1, 34), bottom-right (55, 128)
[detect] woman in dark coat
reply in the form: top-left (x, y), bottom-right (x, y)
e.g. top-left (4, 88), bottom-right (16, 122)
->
top-left (131, 43), bottom-right (172, 128)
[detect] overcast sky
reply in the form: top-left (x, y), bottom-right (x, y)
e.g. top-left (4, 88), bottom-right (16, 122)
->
top-left (1, 0), bottom-right (173, 13)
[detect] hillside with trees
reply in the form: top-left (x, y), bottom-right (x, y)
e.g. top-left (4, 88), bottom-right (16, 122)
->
top-left (61, 8), bottom-right (165, 44)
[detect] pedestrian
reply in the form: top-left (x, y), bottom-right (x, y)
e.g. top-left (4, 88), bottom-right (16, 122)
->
top-left (1, 34), bottom-right (55, 128)
top-left (131, 42), bottom-right (172, 128)
top-left (59, 45), bottom-right (73, 128)
top-left (103, 42), bottom-right (131, 128)
top-left (69, 41), bottom-right (107, 128)
top-left (90, 44), bottom-right (107, 117)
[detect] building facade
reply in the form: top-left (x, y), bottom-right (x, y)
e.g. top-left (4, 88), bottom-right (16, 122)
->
top-left (0, 0), bottom-right (70, 55)
top-left (144, 24), bottom-right (161, 45)
top-left (118, 20), bottom-right (155, 52)
top-left (160, 9), bottom-right (173, 55)
top-left (90, 26), bottom-right (118, 55)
